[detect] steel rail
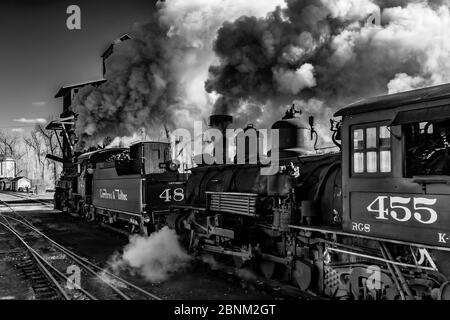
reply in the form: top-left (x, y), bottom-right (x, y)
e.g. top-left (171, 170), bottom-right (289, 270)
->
top-left (6, 214), bottom-right (161, 300)
top-left (2, 218), bottom-right (98, 300)
top-left (0, 206), bottom-right (132, 300)
top-left (3, 191), bottom-right (54, 208)
top-left (0, 198), bottom-right (161, 299)
top-left (0, 218), bottom-right (71, 300)
top-left (0, 197), bottom-right (161, 300)
top-left (1, 214), bottom-right (99, 299)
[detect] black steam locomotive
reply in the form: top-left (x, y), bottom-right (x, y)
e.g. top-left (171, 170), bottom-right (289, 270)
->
top-left (50, 83), bottom-right (450, 300)
top-left (53, 141), bottom-right (188, 235)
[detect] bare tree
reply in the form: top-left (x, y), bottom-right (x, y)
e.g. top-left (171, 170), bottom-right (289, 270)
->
top-left (0, 130), bottom-right (27, 177)
top-left (23, 128), bottom-right (46, 182)
top-left (35, 125), bottom-right (61, 184)
top-left (0, 130), bottom-right (25, 160)
top-left (23, 123), bottom-right (62, 185)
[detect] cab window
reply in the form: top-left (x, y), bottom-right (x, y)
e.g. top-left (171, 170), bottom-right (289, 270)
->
top-left (352, 124), bottom-right (391, 175)
top-left (404, 119), bottom-right (450, 177)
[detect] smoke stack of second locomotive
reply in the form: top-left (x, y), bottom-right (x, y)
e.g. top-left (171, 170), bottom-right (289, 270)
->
top-left (209, 114), bottom-right (233, 164)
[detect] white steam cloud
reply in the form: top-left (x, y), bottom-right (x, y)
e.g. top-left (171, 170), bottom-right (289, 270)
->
top-left (73, 0), bottom-right (284, 146)
top-left (73, 0), bottom-right (450, 147)
top-left (273, 63), bottom-right (317, 95)
top-left (206, 0), bottom-right (450, 135)
top-left (109, 227), bottom-right (190, 282)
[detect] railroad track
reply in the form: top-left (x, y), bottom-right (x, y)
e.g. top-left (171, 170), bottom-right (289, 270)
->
top-left (2, 191), bottom-right (54, 207)
top-left (0, 197), bottom-right (162, 300)
top-left (0, 191), bottom-right (323, 300)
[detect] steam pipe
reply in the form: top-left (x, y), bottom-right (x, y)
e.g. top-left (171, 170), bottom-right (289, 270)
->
top-left (330, 119), bottom-right (342, 150)
top-left (332, 132), bottom-right (342, 150)
top-left (379, 243), bottom-right (406, 300)
top-left (326, 247), bottom-right (435, 271)
top-left (379, 242), bottom-right (415, 300)
top-left (313, 130), bottom-right (319, 151)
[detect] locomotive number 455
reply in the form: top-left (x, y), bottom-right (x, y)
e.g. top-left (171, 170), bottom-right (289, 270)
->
top-left (367, 196), bottom-right (438, 225)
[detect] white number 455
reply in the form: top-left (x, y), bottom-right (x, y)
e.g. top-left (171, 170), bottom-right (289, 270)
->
top-left (367, 196), bottom-right (437, 224)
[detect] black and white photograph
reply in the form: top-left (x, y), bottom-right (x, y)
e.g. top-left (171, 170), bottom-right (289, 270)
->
top-left (0, 0), bottom-right (449, 315)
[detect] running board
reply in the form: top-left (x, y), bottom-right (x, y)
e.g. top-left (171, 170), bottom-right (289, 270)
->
top-left (98, 223), bottom-right (132, 237)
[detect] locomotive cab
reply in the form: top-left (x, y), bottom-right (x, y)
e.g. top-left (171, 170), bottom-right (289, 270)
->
top-left (336, 83), bottom-right (450, 250)
top-left (129, 141), bottom-right (172, 174)
top-left (75, 148), bottom-right (128, 197)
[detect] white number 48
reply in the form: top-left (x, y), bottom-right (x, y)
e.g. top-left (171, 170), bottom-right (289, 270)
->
top-left (159, 188), bottom-right (184, 202)
top-left (367, 196), bottom-right (437, 224)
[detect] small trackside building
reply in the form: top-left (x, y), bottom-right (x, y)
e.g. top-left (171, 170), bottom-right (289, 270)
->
top-left (11, 176), bottom-right (31, 192)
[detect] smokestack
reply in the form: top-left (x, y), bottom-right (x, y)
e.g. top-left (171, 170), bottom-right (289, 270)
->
top-left (209, 115), bottom-right (233, 133)
top-left (209, 114), bottom-right (233, 164)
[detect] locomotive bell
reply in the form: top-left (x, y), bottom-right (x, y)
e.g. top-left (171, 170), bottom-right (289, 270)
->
top-left (272, 105), bottom-right (316, 158)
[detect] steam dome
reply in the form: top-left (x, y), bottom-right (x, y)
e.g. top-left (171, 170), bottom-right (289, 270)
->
top-left (271, 106), bottom-right (315, 158)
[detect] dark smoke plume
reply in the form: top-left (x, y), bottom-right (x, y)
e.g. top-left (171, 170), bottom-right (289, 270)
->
top-left (206, 0), bottom-right (450, 141)
top-left (73, 0), bottom-right (450, 146)
top-left (73, 12), bottom-right (177, 145)
top-left (72, 0), bottom-right (283, 146)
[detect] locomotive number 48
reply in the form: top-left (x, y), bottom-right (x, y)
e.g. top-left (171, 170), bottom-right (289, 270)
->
top-left (367, 196), bottom-right (438, 224)
top-left (159, 188), bottom-right (185, 202)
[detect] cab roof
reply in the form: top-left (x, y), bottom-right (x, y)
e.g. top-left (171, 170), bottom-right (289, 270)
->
top-left (77, 148), bottom-right (127, 163)
top-left (334, 83), bottom-right (450, 117)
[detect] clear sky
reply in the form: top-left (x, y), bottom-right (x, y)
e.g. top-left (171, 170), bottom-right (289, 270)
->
top-left (0, 0), bottom-right (156, 133)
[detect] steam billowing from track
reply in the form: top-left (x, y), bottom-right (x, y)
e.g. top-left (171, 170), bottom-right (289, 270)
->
top-left (73, 0), bottom-right (450, 146)
top-left (108, 227), bottom-right (190, 282)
